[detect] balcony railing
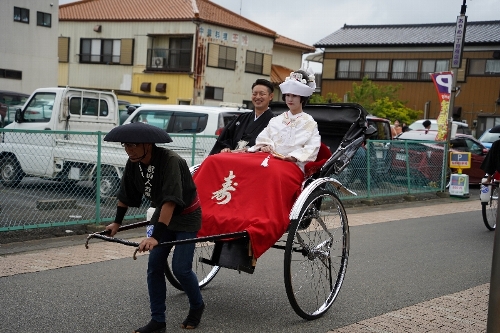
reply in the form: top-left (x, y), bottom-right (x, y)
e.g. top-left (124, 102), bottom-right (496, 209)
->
top-left (146, 48), bottom-right (192, 72)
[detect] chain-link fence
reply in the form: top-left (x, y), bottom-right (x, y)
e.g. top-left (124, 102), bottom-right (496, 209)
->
top-left (0, 128), bottom-right (216, 231)
top-left (0, 129), bottom-right (447, 232)
top-left (333, 139), bottom-right (448, 200)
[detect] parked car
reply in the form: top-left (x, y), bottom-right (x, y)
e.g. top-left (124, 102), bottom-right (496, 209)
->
top-left (123, 104), bottom-right (250, 135)
top-left (123, 105), bottom-right (251, 162)
top-left (408, 119), bottom-right (471, 135)
top-left (118, 99), bottom-right (131, 124)
top-left (392, 130), bottom-right (488, 184)
top-left (478, 125), bottom-right (500, 149)
top-left (0, 90), bottom-right (30, 127)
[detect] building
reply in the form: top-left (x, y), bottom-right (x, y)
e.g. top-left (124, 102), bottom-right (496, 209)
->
top-left (58, 0), bottom-right (314, 107)
top-left (0, 0), bottom-right (59, 94)
top-left (313, 20), bottom-right (500, 137)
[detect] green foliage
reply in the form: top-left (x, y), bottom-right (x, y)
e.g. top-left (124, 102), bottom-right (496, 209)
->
top-left (308, 92), bottom-right (341, 104)
top-left (316, 76), bottom-right (421, 124)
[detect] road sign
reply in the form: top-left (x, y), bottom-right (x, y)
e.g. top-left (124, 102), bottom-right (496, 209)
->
top-left (452, 15), bottom-right (467, 68)
top-left (449, 151), bottom-right (471, 170)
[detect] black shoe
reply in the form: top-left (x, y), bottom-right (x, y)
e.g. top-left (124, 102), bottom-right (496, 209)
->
top-left (180, 302), bottom-right (205, 329)
top-left (134, 319), bottom-right (166, 333)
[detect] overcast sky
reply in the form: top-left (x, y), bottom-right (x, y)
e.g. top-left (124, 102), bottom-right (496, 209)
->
top-left (58, 0), bottom-right (498, 71)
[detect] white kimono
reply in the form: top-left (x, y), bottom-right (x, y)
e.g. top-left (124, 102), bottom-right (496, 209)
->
top-left (248, 110), bottom-right (321, 172)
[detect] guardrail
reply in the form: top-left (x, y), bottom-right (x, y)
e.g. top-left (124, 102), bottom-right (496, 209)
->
top-left (0, 130), bottom-right (446, 232)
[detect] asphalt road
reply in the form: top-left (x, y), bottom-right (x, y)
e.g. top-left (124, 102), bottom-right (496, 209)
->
top-left (0, 206), bottom-right (493, 333)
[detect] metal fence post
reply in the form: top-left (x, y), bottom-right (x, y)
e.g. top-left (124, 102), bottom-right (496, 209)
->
top-left (191, 133), bottom-right (196, 166)
top-left (405, 141), bottom-right (411, 192)
top-left (366, 142), bottom-right (371, 199)
top-left (95, 131), bottom-right (102, 224)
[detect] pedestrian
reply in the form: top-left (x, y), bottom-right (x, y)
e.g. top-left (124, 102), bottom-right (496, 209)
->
top-left (423, 119), bottom-right (432, 133)
top-left (247, 67), bottom-right (321, 172)
top-left (391, 119), bottom-right (402, 138)
top-left (209, 78), bottom-right (275, 154)
top-left (481, 139), bottom-right (500, 184)
top-left (103, 122), bottom-right (205, 333)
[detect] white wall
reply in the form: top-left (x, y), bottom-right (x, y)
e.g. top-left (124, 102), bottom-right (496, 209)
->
top-left (199, 23), bottom-right (274, 106)
top-left (58, 21), bottom-right (197, 90)
top-left (0, 0), bottom-right (58, 94)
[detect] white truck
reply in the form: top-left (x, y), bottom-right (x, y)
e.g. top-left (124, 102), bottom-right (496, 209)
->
top-left (0, 87), bottom-right (127, 198)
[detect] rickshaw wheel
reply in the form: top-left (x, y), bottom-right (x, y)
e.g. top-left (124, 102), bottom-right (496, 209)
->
top-left (284, 189), bottom-right (349, 320)
top-left (164, 241), bottom-right (220, 290)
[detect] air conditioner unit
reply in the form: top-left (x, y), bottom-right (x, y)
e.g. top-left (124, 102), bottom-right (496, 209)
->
top-left (152, 57), bottom-right (165, 68)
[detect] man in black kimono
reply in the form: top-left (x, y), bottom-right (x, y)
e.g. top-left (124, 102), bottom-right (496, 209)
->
top-left (209, 79), bottom-right (275, 154)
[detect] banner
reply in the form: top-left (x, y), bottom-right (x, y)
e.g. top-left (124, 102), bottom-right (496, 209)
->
top-left (429, 71), bottom-right (453, 141)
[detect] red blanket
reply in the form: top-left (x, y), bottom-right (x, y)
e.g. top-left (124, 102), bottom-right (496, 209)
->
top-left (194, 153), bottom-right (303, 258)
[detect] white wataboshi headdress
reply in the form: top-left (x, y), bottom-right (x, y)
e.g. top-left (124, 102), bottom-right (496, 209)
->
top-left (279, 65), bottom-right (316, 97)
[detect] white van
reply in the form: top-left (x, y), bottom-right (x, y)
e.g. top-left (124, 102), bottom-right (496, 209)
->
top-left (123, 105), bottom-right (251, 164)
top-left (123, 104), bottom-right (250, 135)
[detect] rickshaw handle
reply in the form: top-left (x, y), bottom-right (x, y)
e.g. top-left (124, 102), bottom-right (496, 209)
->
top-left (85, 225), bottom-right (248, 260)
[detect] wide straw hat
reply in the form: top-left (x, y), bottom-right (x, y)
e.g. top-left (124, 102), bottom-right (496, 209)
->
top-left (104, 122), bottom-right (173, 143)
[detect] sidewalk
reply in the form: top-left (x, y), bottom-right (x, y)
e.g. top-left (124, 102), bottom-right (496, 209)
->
top-left (0, 196), bottom-right (490, 332)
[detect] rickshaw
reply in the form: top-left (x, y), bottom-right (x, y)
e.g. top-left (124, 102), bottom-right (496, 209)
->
top-left (86, 103), bottom-right (376, 320)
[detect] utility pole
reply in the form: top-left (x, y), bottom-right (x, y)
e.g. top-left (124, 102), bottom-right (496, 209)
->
top-left (442, 2), bottom-right (467, 191)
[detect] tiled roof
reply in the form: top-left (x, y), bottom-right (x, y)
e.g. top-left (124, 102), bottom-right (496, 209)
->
top-left (314, 20), bottom-right (500, 47)
top-left (270, 64), bottom-right (294, 84)
top-left (275, 35), bottom-right (315, 53)
top-left (59, 0), bottom-right (275, 37)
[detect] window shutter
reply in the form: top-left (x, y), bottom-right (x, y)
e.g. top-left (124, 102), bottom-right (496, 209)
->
top-left (120, 39), bottom-right (134, 65)
top-left (322, 58), bottom-right (336, 79)
top-left (58, 37), bottom-right (70, 63)
top-left (207, 43), bottom-right (219, 67)
top-left (262, 54), bottom-right (272, 75)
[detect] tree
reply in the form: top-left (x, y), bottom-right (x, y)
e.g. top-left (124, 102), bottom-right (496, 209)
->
top-left (313, 76), bottom-right (421, 124)
top-left (309, 92), bottom-right (341, 104)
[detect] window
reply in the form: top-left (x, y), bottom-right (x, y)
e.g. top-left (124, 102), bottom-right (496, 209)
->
top-left (80, 39), bottom-right (121, 64)
top-left (420, 60), bottom-right (449, 80)
top-left (337, 60), bottom-right (361, 79)
top-left (391, 60), bottom-right (418, 80)
top-left (168, 37), bottom-right (192, 70)
top-left (37, 11), bottom-right (51, 27)
top-left (469, 59), bottom-right (500, 76)
top-left (22, 92), bottom-right (56, 123)
top-left (207, 44), bottom-right (236, 70)
top-left (364, 60), bottom-right (389, 79)
top-left (0, 68), bottom-right (22, 80)
top-left (205, 87), bottom-right (224, 101)
top-left (69, 97), bottom-right (109, 117)
top-left (218, 46), bottom-right (236, 70)
top-left (245, 51), bottom-right (264, 74)
top-left (171, 114), bottom-right (209, 133)
top-left (14, 7), bottom-right (29, 23)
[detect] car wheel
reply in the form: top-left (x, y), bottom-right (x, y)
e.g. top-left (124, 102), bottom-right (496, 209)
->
top-left (0, 156), bottom-right (24, 187)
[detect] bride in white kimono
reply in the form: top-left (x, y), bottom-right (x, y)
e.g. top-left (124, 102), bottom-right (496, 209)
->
top-left (247, 67), bottom-right (321, 172)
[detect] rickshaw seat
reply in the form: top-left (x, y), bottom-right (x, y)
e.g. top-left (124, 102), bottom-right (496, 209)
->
top-left (304, 143), bottom-right (332, 178)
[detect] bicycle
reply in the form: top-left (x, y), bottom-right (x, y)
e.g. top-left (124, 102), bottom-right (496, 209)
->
top-left (481, 173), bottom-right (499, 231)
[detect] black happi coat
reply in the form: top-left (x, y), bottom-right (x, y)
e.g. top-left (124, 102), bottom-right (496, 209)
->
top-left (117, 145), bottom-right (201, 232)
top-left (209, 109), bottom-right (274, 155)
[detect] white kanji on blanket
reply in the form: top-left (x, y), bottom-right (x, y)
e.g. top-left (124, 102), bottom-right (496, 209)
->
top-left (211, 170), bottom-right (238, 204)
